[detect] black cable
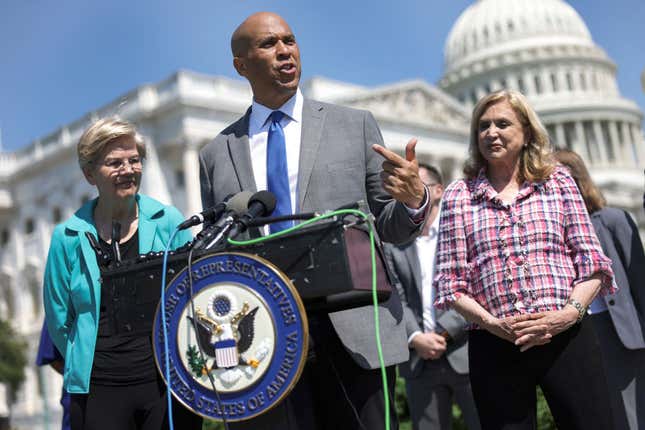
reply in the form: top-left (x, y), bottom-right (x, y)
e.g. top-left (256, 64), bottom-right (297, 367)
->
top-left (326, 353), bottom-right (368, 430)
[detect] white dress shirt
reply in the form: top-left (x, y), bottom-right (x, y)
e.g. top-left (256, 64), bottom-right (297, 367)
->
top-left (408, 210), bottom-right (441, 344)
top-left (249, 89), bottom-right (303, 213)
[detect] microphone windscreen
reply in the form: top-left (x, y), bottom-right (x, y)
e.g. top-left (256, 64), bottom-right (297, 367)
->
top-left (249, 191), bottom-right (276, 216)
top-left (227, 191), bottom-right (253, 215)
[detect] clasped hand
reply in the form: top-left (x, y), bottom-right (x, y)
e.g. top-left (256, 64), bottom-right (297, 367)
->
top-left (483, 306), bottom-right (579, 352)
top-left (372, 138), bottom-right (426, 209)
top-left (410, 332), bottom-right (447, 360)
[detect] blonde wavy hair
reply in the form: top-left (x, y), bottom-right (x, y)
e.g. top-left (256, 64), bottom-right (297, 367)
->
top-left (463, 90), bottom-right (555, 183)
top-left (77, 117), bottom-right (146, 171)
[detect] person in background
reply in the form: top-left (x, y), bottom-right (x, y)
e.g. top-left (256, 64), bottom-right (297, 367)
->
top-left (555, 149), bottom-right (645, 430)
top-left (36, 322), bottom-right (70, 430)
top-left (433, 90), bottom-right (614, 430)
top-left (43, 118), bottom-right (201, 430)
top-left (385, 163), bottom-right (480, 430)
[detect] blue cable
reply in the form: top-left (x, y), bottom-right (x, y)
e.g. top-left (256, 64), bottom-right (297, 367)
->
top-left (160, 228), bottom-right (179, 430)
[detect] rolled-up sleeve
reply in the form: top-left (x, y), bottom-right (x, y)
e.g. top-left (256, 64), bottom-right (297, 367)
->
top-left (556, 169), bottom-right (614, 294)
top-left (433, 182), bottom-right (471, 309)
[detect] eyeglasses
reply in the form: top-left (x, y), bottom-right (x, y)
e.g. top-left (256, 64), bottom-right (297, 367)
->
top-left (102, 157), bottom-right (143, 172)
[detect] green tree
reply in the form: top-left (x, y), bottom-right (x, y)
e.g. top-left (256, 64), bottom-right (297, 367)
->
top-left (0, 318), bottom-right (28, 425)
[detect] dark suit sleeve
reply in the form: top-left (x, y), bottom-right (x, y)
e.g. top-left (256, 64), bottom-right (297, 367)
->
top-left (436, 310), bottom-right (468, 344)
top-left (363, 111), bottom-right (424, 244)
top-left (608, 210), bottom-right (645, 315)
top-left (384, 244), bottom-right (422, 340)
top-left (199, 147), bottom-right (215, 211)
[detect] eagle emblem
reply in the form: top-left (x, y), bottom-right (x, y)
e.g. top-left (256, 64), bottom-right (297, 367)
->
top-left (185, 290), bottom-right (271, 382)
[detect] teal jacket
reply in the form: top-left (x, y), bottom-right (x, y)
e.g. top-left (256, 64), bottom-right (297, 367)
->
top-left (43, 194), bottom-right (192, 393)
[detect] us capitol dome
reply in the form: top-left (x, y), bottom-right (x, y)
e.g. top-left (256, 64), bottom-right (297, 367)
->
top-left (440, 0), bottom-right (644, 206)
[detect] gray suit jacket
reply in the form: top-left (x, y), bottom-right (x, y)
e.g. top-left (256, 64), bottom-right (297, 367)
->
top-left (385, 241), bottom-right (470, 377)
top-left (591, 207), bottom-right (645, 349)
top-left (198, 98), bottom-right (424, 369)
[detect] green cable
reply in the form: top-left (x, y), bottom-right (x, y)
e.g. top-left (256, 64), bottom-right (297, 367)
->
top-left (228, 209), bottom-right (391, 430)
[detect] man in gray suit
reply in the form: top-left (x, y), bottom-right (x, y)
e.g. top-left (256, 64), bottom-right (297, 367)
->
top-left (198, 12), bottom-right (428, 430)
top-left (386, 165), bottom-right (480, 430)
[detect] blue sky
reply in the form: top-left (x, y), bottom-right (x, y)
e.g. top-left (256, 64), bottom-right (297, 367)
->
top-left (1, 0), bottom-right (643, 151)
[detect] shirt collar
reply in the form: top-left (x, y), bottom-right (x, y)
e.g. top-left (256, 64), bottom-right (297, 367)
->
top-left (470, 167), bottom-right (547, 203)
top-left (250, 88), bottom-right (303, 130)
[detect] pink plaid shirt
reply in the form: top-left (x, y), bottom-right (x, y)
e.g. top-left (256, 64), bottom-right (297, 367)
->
top-left (433, 166), bottom-right (614, 321)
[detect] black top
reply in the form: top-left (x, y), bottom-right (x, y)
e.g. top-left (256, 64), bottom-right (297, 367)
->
top-left (92, 231), bottom-right (158, 386)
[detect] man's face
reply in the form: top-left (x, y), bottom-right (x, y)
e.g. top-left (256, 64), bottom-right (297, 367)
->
top-left (234, 14), bottom-right (301, 108)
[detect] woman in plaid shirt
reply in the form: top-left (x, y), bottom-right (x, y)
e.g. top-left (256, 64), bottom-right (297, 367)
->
top-left (433, 90), bottom-right (615, 430)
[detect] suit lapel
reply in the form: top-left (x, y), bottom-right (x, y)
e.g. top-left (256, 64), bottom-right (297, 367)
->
top-left (228, 108), bottom-right (257, 193)
top-left (405, 244), bottom-right (424, 299)
top-left (297, 99), bottom-right (325, 211)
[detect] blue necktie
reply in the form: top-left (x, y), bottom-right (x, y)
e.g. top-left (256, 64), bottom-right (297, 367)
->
top-left (266, 111), bottom-right (293, 233)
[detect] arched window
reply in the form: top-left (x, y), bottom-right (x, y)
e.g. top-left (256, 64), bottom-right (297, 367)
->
top-left (0, 274), bottom-right (15, 320)
top-left (0, 229), bottom-right (9, 247)
top-left (175, 169), bottom-right (185, 188)
top-left (25, 218), bottom-right (35, 235)
top-left (52, 207), bottom-right (62, 223)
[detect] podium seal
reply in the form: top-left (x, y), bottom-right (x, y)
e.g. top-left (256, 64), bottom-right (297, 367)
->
top-left (153, 252), bottom-right (308, 421)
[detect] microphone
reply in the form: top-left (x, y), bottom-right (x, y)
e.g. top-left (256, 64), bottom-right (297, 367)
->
top-left (191, 191), bottom-right (253, 250)
top-left (177, 193), bottom-right (235, 230)
top-left (226, 191), bottom-right (277, 239)
top-left (111, 221), bottom-right (122, 263)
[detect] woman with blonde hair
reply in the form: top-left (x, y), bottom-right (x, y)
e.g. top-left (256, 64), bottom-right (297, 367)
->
top-left (43, 118), bottom-right (202, 430)
top-left (433, 90), bottom-right (614, 429)
top-left (555, 148), bottom-right (645, 430)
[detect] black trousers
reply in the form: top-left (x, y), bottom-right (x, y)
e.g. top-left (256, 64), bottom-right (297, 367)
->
top-left (70, 376), bottom-right (202, 430)
top-left (229, 314), bottom-right (399, 430)
top-left (468, 318), bottom-right (613, 430)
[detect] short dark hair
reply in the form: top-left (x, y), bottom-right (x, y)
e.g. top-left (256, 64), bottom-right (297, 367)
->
top-left (418, 163), bottom-right (443, 186)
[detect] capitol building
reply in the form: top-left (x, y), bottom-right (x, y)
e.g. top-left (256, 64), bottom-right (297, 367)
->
top-left (1, 0), bottom-right (643, 427)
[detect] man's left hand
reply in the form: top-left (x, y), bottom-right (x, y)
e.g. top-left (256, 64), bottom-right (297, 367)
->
top-left (372, 138), bottom-right (426, 209)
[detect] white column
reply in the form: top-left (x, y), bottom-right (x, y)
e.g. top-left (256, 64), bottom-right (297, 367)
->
top-left (556, 68), bottom-right (566, 93)
top-left (574, 122), bottom-right (590, 164)
top-left (630, 123), bottom-right (645, 166)
top-left (540, 69), bottom-right (551, 94)
top-left (183, 140), bottom-right (202, 218)
top-left (620, 122), bottom-right (636, 166)
top-left (506, 72), bottom-right (518, 91)
top-left (608, 121), bottom-right (623, 165)
top-left (11, 225), bottom-right (23, 323)
top-left (138, 134), bottom-right (172, 205)
top-left (592, 120), bottom-right (608, 165)
top-left (523, 70), bottom-right (535, 95)
top-left (572, 68), bottom-right (582, 92)
top-left (555, 123), bottom-right (566, 149)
